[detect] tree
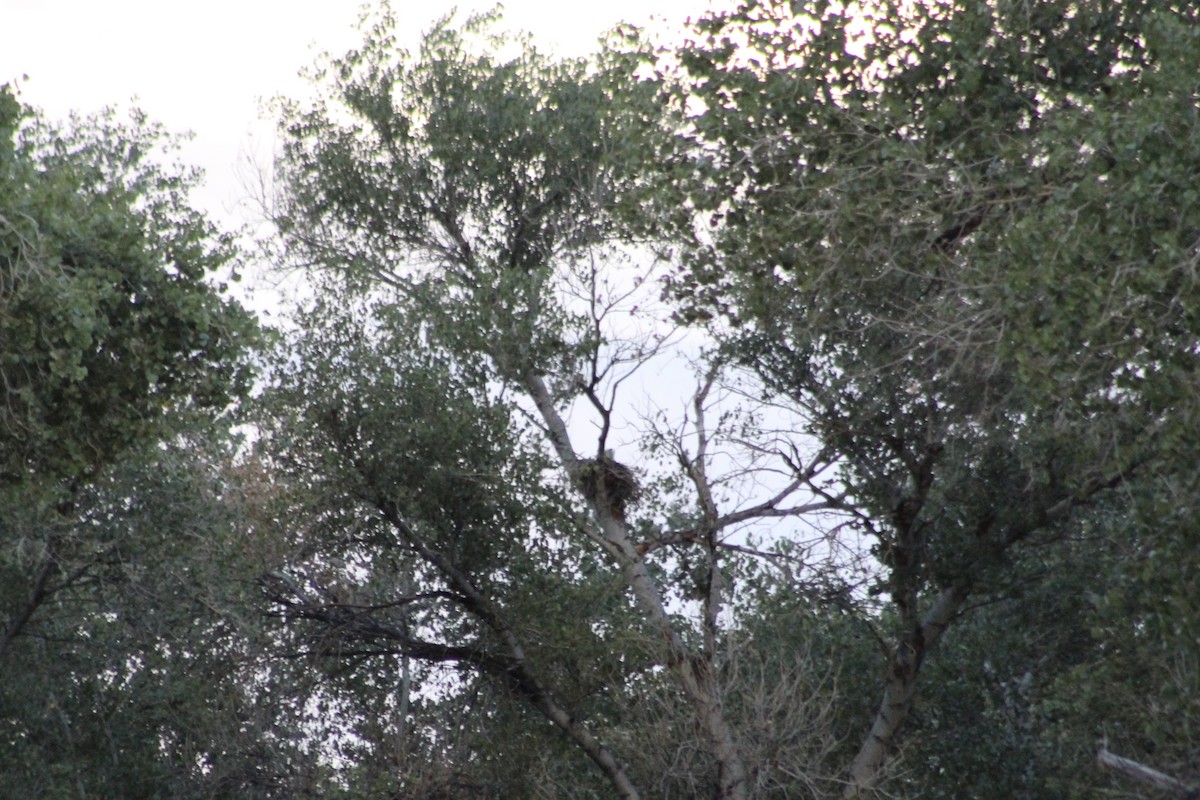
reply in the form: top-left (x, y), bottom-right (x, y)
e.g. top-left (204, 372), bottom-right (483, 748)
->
top-left (0, 435), bottom-right (346, 799)
top-left (0, 82), bottom-right (255, 655)
top-left (261, 8), bottom-right (844, 798)
top-left (0, 87), bottom-right (276, 796)
top-left (655, 0), bottom-right (1200, 795)
top-left (0, 90), bottom-right (253, 490)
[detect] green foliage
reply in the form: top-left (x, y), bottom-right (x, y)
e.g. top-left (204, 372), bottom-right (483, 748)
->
top-left (253, 288), bottom-right (658, 795)
top-left (0, 87), bottom-right (255, 487)
top-left (0, 87), bottom-right (272, 797)
top-left (261, 286), bottom-right (553, 577)
top-left (649, 0), bottom-right (1200, 795)
top-left (667, 0), bottom-right (1200, 504)
top-left (271, 5), bottom-right (659, 384)
top-left (1033, 477), bottom-right (1200, 798)
top-left (0, 434), bottom-right (335, 799)
top-left (13, 1), bottom-right (1178, 796)
top-left (277, 6), bottom-right (649, 265)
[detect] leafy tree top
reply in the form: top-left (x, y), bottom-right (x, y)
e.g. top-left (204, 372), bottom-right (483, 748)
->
top-left (0, 86), bottom-right (257, 487)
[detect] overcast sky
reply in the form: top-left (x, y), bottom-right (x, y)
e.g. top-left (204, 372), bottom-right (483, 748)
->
top-left (0, 0), bottom-right (714, 233)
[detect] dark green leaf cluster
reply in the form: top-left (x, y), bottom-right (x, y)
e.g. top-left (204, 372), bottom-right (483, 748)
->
top-left (270, 7), bottom-right (665, 386)
top-left (661, 0), bottom-right (1200, 599)
top-left (0, 87), bottom-right (257, 487)
top-left (0, 88), bottom-right (277, 798)
top-left (261, 291), bottom-right (541, 569)
top-left (251, 290), bottom-right (663, 796)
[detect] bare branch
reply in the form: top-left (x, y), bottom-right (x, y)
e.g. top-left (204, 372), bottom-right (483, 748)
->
top-left (1098, 747), bottom-right (1200, 798)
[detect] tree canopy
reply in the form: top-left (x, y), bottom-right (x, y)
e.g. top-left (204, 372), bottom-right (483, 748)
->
top-left (0, 87), bottom-right (269, 798)
top-left (655, 0), bottom-right (1200, 794)
top-left (5, 2), bottom-right (1200, 798)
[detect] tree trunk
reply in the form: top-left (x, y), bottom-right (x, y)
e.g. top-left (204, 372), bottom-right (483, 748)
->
top-left (844, 586), bottom-right (964, 798)
top-left (525, 372), bottom-right (749, 800)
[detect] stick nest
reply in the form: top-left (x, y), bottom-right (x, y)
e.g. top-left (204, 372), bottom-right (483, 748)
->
top-left (577, 451), bottom-right (641, 518)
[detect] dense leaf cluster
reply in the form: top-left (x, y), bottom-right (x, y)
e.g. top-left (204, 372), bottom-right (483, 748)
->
top-left (0, 89), bottom-right (254, 486)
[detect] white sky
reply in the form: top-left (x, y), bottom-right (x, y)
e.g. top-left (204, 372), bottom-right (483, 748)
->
top-left (0, 0), bottom-right (716, 233)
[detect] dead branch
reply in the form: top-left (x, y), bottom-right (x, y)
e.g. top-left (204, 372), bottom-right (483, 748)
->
top-left (1098, 747), bottom-right (1200, 799)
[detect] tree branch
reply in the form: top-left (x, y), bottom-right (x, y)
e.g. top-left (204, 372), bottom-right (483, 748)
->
top-left (1098, 747), bottom-right (1200, 798)
top-left (0, 554), bottom-right (56, 661)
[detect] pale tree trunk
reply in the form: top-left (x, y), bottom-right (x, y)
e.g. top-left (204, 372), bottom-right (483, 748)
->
top-left (844, 586), bottom-right (965, 798)
top-left (525, 372), bottom-right (749, 800)
top-left (843, 466), bottom-right (1139, 797)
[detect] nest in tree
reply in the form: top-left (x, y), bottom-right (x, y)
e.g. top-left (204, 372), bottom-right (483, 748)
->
top-left (577, 450), bottom-right (641, 518)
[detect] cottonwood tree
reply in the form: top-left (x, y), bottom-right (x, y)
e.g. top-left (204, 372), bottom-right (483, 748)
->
top-left (0, 86), bottom-right (255, 651)
top-left (652, 0), bottom-right (1200, 795)
top-left (0, 88), bottom-right (281, 795)
top-left (259, 8), bottom-right (843, 798)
